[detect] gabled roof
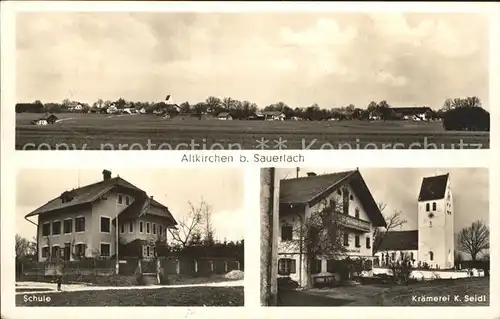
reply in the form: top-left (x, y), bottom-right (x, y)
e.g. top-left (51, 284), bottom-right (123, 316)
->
top-left (418, 173), bottom-right (449, 201)
top-left (391, 106), bottom-right (432, 114)
top-left (280, 170), bottom-right (386, 227)
top-left (217, 112), bottom-right (231, 117)
top-left (376, 230), bottom-right (419, 251)
top-left (25, 175), bottom-right (176, 226)
top-left (114, 196), bottom-right (177, 227)
top-left (262, 111), bottom-right (284, 116)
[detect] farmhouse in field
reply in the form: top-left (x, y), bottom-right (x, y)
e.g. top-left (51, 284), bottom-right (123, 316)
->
top-left (375, 173), bottom-right (454, 270)
top-left (217, 112), bottom-right (233, 120)
top-left (26, 169), bottom-right (178, 262)
top-left (278, 170), bottom-right (386, 287)
top-left (31, 114), bottom-right (58, 126)
top-left (391, 106), bottom-right (432, 121)
top-left (262, 111), bottom-right (285, 121)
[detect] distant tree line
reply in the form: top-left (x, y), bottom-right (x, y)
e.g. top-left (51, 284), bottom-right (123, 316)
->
top-left (16, 95), bottom-right (489, 131)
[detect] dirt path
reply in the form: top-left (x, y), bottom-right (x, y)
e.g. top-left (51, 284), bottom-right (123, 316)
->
top-left (15, 279), bottom-right (244, 294)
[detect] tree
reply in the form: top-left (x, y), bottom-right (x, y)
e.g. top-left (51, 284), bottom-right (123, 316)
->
top-left (222, 97), bottom-right (236, 110)
top-left (168, 200), bottom-right (205, 249)
top-left (205, 96), bottom-right (222, 113)
top-left (199, 199), bottom-right (215, 246)
top-left (442, 98), bottom-right (454, 111)
top-left (283, 198), bottom-right (348, 288)
top-left (372, 204), bottom-right (407, 255)
top-left (456, 220), bottom-right (489, 261)
top-left (15, 234), bottom-right (36, 260)
top-left (179, 101), bottom-right (191, 114)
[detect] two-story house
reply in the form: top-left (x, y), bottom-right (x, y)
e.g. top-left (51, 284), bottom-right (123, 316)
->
top-left (278, 169), bottom-right (386, 287)
top-left (25, 170), bottom-right (178, 262)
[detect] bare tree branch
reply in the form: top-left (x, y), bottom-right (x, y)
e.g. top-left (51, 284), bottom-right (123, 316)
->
top-left (457, 220), bottom-right (489, 261)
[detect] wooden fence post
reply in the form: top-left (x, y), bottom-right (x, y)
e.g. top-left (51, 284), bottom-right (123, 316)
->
top-left (176, 259), bottom-right (180, 275)
top-left (224, 261), bottom-right (228, 273)
top-left (194, 260), bottom-right (198, 273)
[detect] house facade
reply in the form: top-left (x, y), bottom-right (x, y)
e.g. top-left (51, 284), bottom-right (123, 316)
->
top-left (262, 111), bottom-right (285, 121)
top-left (375, 173), bottom-right (454, 270)
top-left (26, 170), bottom-right (178, 262)
top-left (391, 106), bottom-right (432, 121)
top-left (278, 170), bottom-right (386, 287)
top-left (217, 112), bottom-right (233, 120)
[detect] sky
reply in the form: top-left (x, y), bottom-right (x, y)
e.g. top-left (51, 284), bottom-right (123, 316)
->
top-left (277, 167), bottom-right (489, 234)
top-left (16, 12), bottom-right (489, 110)
top-left (16, 168), bottom-right (244, 242)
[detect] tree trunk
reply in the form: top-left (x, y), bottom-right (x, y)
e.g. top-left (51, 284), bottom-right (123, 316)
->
top-left (260, 168), bottom-right (279, 306)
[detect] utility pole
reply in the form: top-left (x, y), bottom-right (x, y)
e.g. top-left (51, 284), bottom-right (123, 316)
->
top-left (260, 168), bottom-right (279, 306)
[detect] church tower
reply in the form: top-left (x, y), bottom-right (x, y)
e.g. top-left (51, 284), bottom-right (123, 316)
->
top-left (417, 173), bottom-right (454, 269)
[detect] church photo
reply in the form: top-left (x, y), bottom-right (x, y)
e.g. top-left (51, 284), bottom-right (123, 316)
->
top-left (260, 167), bottom-right (489, 307)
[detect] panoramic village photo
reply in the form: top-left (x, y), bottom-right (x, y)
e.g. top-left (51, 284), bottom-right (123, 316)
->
top-left (15, 168), bottom-right (244, 306)
top-left (15, 11), bottom-right (489, 150)
top-left (260, 167), bottom-right (490, 306)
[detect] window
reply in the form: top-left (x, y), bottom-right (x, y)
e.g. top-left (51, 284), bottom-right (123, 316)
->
top-left (355, 235), bottom-right (360, 248)
top-left (281, 225), bottom-right (293, 241)
top-left (426, 203), bottom-right (430, 212)
top-left (75, 217), bottom-right (85, 232)
top-left (118, 194), bottom-right (123, 204)
top-left (159, 225), bottom-right (163, 236)
top-left (432, 202), bottom-right (436, 211)
top-left (125, 196), bottom-right (130, 205)
top-left (64, 243), bottom-right (71, 261)
top-left (153, 224), bottom-right (157, 235)
top-left (52, 221), bottom-right (61, 235)
top-left (42, 246), bottom-right (49, 258)
top-left (146, 222), bottom-right (150, 233)
top-left (311, 259), bottom-right (322, 274)
top-left (63, 219), bottom-right (73, 234)
top-left (337, 189), bottom-right (341, 195)
top-left (329, 199), bottom-right (336, 207)
top-left (146, 246), bottom-right (150, 257)
top-left (355, 207), bottom-right (360, 219)
top-left (343, 232), bottom-right (349, 246)
top-left (42, 223), bottom-right (51, 236)
top-left (278, 258), bottom-right (296, 275)
top-left (100, 217), bottom-right (111, 233)
top-left (75, 243), bottom-right (85, 257)
top-left (391, 252), bottom-right (396, 261)
top-left (410, 252), bottom-right (414, 260)
top-left (429, 251), bottom-right (434, 261)
top-left (349, 194), bottom-right (354, 201)
top-left (129, 221), bottom-right (134, 233)
top-left (140, 222), bottom-right (143, 233)
top-left (366, 237), bottom-right (371, 249)
top-left (51, 246), bottom-right (60, 260)
top-left (100, 243), bottom-right (111, 257)
top-left (120, 223), bottom-right (125, 234)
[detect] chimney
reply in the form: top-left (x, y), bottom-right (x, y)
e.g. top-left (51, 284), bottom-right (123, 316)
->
top-left (102, 169), bottom-right (112, 181)
top-left (307, 172), bottom-right (317, 177)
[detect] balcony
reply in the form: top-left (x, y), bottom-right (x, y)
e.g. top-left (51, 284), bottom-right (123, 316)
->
top-left (335, 212), bottom-right (370, 232)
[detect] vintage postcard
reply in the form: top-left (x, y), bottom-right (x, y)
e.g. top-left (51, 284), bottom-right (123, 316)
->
top-left (15, 168), bottom-right (244, 306)
top-left (261, 167), bottom-right (490, 307)
top-left (12, 10), bottom-right (490, 150)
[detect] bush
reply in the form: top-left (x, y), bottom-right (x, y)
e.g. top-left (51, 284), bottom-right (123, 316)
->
top-left (442, 106), bottom-right (489, 132)
top-left (389, 261), bottom-right (413, 285)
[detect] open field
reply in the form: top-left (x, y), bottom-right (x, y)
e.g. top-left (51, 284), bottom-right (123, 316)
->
top-left (16, 286), bottom-right (244, 306)
top-left (279, 277), bottom-right (489, 306)
top-left (16, 113), bottom-right (489, 150)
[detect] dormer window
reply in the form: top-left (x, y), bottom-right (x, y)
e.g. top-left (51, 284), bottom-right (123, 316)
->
top-left (60, 191), bottom-right (75, 204)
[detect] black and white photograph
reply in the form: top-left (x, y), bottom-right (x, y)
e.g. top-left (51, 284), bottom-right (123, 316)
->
top-left (15, 11), bottom-right (489, 150)
top-left (260, 167), bottom-right (490, 306)
top-left (15, 168), bottom-right (244, 306)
